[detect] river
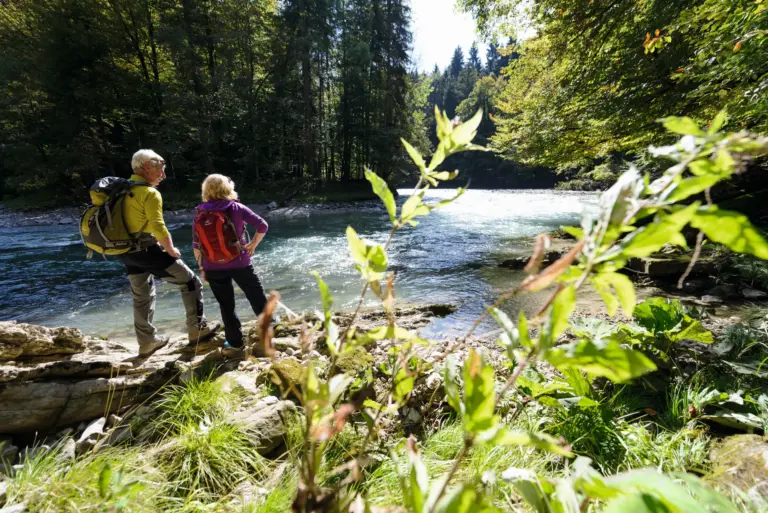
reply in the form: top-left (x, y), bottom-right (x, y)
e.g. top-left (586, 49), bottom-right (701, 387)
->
top-left (0, 189), bottom-right (596, 339)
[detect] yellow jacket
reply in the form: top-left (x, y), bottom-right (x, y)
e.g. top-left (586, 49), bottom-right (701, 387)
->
top-left (123, 174), bottom-right (171, 241)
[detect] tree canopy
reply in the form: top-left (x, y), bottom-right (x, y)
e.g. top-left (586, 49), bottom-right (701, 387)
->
top-left (0, 0), bottom-right (421, 203)
top-left (458, 0), bottom-right (768, 170)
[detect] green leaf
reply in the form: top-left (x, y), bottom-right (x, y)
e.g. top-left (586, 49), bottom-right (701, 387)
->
top-left (546, 339), bottom-right (657, 383)
top-left (494, 429), bottom-right (573, 456)
top-left (394, 370), bottom-right (415, 403)
top-left (660, 116), bottom-right (705, 137)
top-left (401, 192), bottom-right (430, 224)
top-left (429, 170), bottom-right (459, 181)
top-left (429, 187), bottom-right (466, 211)
top-left (402, 138), bottom-right (426, 172)
top-left (594, 272), bottom-right (636, 317)
top-left (402, 442), bottom-right (428, 513)
top-left (451, 109), bottom-right (483, 147)
top-left (592, 276), bottom-right (620, 317)
top-left (701, 411), bottom-right (764, 431)
top-left (365, 169), bottom-right (396, 223)
top-left (346, 226), bottom-right (388, 281)
top-left (599, 470), bottom-right (702, 513)
top-left (311, 272), bottom-right (333, 320)
top-left (670, 319), bottom-right (713, 344)
top-left (442, 358), bottom-right (462, 413)
top-left (560, 226), bottom-right (585, 239)
top-left (98, 463), bottom-right (112, 499)
top-left (517, 311), bottom-right (532, 349)
top-left (541, 285), bottom-right (576, 347)
top-left (690, 206), bottom-right (768, 259)
top-left (434, 485), bottom-right (492, 513)
top-left (633, 297), bottom-right (684, 333)
top-left (489, 307), bottom-right (520, 351)
top-left (666, 175), bottom-right (721, 203)
top-left (501, 468), bottom-right (554, 513)
top-left (621, 203), bottom-right (699, 258)
top-left (708, 110), bottom-right (728, 135)
top-left (603, 493), bottom-right (671, 513)
top-left (462, 350), bottom-right (496, 435)
top-left (328, 374), bottom-right (354, 405)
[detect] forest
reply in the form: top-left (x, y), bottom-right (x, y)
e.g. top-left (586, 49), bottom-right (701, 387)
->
top-left (0, 0), bottom-right (545, 207)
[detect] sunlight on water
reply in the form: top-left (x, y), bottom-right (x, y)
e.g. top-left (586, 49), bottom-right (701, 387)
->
top-left (0, 190), bottom-right (597, 339)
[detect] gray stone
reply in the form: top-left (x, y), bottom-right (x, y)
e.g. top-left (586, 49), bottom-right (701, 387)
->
top-left (76, 417), bottom-right (106, 451)
top-left (57, 438), bottom-right (76, 462)
top-left (0, 321), bottom-right (85, 362)
top-left (230, 400), bottom-right (297, 455)
top-left (742, 288), bottom-right (768, 299)
top-left (0, 501), bottom-right (28, 513)
top-left (216, 371), bottom-right (261, 396)
top-left (0, 440), bottom-right (17, 467)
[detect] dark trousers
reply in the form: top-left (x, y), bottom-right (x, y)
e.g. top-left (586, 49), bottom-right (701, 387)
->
top-left (205, 265), bottom-right (267, 348)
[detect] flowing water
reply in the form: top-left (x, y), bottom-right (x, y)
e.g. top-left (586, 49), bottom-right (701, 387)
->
top-left (0, 189), bottom-right (597, 339)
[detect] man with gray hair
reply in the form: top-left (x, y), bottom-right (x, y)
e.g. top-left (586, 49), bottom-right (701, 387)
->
top-left (117, 149), bottom-right (220, 356)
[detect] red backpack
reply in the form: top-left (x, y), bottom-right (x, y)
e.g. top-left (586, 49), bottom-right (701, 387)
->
top-left (194, 208), bottom-right (243, 264)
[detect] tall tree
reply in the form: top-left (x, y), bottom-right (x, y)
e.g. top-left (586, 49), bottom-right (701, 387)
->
top-left (468, 42), bottom-right (483, 73)
top-left (449, 45), bottom-right (464, 78)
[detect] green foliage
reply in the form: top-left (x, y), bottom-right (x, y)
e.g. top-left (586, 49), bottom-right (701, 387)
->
top-left (149, 375), bottom-right (239, 438)
top-left (158, 419), bottom-right (270, 499)
top-left (0, 0), bottom-right (422, 201)
top-left (460, 0), bottom-right (768, 170)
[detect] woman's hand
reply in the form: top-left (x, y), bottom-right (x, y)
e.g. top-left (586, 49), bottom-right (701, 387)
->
top-left (246, 241), bottom-right (258, 256)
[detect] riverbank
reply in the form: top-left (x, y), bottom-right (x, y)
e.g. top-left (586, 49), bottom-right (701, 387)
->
top-left (2, 288), bottom-right (767, 511)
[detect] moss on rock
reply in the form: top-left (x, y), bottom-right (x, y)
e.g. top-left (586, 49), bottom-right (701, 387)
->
top-left (262, 359), bottom-right (307, 399)
top-left (706, 434), bottom-right (768, 493)
top-left (335, 347), bottom-right (373, 376)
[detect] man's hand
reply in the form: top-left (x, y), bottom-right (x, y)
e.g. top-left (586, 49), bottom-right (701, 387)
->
top-left (167, 246), bottom-right (181, 258)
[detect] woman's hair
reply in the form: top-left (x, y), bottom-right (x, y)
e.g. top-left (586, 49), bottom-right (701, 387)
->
top-left (202, 174), bottom-right (239, 202)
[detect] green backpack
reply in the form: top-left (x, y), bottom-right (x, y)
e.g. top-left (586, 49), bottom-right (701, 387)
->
top-left (79, 177), bottom-right (154, 257)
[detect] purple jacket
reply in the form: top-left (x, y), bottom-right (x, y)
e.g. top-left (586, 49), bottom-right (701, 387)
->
top-left (192, 200), bottom-right (268, 271)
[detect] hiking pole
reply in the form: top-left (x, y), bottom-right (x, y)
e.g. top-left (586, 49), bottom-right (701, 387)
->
top-left (276, 300), bottom-right (300, 321)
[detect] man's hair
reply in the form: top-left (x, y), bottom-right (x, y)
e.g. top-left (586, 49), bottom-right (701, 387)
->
top-left (131, 149), bottom-right (163, 172)
top-left (202, 174), bottom-right (239, 202)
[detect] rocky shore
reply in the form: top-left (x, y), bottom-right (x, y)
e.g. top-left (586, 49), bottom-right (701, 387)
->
top-left (0, 303), bottom-right (480, 471)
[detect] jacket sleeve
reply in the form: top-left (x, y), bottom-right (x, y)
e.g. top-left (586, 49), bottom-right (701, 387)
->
top-left (241, 204), bottom-right (269, 234)
top-left (143, 189), bottom-right (171, 240)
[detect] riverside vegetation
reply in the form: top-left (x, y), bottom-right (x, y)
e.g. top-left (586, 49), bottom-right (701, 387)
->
top-left (2, 108), bottom-right (768, 513)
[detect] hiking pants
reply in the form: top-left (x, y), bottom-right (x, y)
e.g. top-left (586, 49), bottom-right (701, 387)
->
top-left (118, 245), bottom-right (205, 345)
top-left (205, 265), bottom-right (267, 348)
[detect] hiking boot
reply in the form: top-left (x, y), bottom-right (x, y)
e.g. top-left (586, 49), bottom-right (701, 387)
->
top-left (188, 319), bottom-right (222, 343)
top-left (138, 336), bottom-right (170, 357)
top-left (221, 340), bottom-right (248, 359)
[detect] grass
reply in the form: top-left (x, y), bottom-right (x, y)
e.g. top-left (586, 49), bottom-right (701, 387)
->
top-left (148, 374), bottom-right (241, 438)
top-left (5, 444), bottom-right (163, 513)
top-left (157, 419), bottom-right (270, 499)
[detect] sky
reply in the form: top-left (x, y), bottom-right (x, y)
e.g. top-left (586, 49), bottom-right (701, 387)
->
top-left (410, 0), bottom-right (486, 73)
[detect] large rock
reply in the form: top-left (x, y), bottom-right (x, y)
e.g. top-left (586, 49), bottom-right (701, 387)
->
top-left (0, 322), bottom-right (85, 362)
top-left (707, 435), bottom-right (768, 496)
top-left (0, 331), bottom-right (224, 435)
top-left (230, 399), bottom-right (298, 455)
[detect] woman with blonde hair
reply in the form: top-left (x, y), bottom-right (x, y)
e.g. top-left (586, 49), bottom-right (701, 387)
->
top-left (192, 174), bottom-right (269, 354)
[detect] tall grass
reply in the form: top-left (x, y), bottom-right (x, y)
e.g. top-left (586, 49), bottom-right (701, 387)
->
top-left (5, 444), bottom-right (163, 513)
